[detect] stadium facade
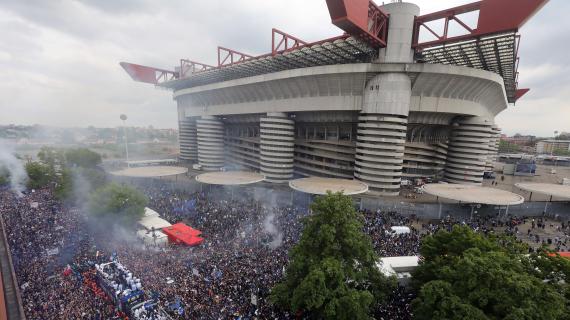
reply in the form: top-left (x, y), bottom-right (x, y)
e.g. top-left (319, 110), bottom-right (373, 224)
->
top-left (121, 0), bottom-right (547, 196)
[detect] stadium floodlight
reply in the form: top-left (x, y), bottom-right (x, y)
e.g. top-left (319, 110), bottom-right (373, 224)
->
top-left (120, 114), bottom-right (130, 167)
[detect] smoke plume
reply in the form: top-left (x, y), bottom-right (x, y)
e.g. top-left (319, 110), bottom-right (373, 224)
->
top-left (263, 212), bottom-right (283, 249)
top-left (0, 140), bottom-right (28, 196)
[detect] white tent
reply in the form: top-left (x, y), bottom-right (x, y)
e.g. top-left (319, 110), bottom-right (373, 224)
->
top-left (136, 229), bottom-right (168, 247)
top-left (377, 256), bottom-right (419, 286)
top-left (138, 215), bottom-right (172, 230)
top-left (138, 207), bottom-right (172, 231)
top-left (144, 207), bottom-right (160, 218)
top-left (136, 207), bottom-right (171, 247)
top-left (390, 226), bottom-right (411, 235)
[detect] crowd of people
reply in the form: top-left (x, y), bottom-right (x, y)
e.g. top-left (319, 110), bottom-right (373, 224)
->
top-left (0, 187), bottom-right (118, 319)
top-left (1, 181), bottom-right (569, 319)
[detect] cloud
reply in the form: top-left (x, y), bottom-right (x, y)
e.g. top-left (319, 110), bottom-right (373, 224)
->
top-left (0, 0), bottom-right (564, 137)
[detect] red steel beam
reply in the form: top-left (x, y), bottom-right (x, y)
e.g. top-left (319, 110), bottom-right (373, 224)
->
top-left (179, 59), bottom-right (214, 78)
top-left (325, 0), bottom-right (388, 48)
top-left (217, 47), bottom-right (254, 67)
top-left (413, 0), bottom-right (549, 49)
top-left (272, 28), bottom-right (308, 56)
top-left (515, 88), bottom-right (530, 102)
top-left (119, 62), bottom-right (179, 84)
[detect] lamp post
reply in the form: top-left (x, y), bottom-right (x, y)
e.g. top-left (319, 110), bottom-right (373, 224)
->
top-left (120, 114), bottom-right (130, 167)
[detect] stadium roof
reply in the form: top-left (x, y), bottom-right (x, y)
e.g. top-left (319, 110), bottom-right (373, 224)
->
top-left (416, 33), bottom-right (519, 103)
top-left (159, 36), bottom-right (377, 91)
top-left (122, 0), bottom-right (549, 105)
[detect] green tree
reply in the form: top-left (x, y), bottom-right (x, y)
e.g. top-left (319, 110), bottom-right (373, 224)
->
top-left (87, 183), bottom-right (147, 226)
top-left (412, 226), bottom-right (567, 320)
top-left (64, 148), bottom-right (102, 168)
top-left (55, 167), bottom-right (107, 201)
top-left (25, 161), bottom-right (54, 189)
top-left (523, 251), bottom-right (570, 319)
top-left (271, 192), bottom-right (395, 319)
top-left (37, 146), bottom-right (65, 168)
top-left (54, 167), bottom-right (73, 200)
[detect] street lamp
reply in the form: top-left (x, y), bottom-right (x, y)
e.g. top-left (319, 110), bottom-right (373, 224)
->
top-left (120, 114), bottom-right (130, 167)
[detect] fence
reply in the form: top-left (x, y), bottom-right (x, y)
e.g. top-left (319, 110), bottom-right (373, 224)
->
top-left (110, 175), bottom-right (570, 221)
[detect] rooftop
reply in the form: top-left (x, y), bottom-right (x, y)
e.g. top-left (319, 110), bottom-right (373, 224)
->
top-left (515, 183), bottom-right (570, 200)
top-left (110, 166), bottom-right (188, 178)
top-left (422, 183), bottom-right (525, 206)
top-left (289, 177), bottom-right (369, 195)
top-left (194, 171), bottom-right (265, 185)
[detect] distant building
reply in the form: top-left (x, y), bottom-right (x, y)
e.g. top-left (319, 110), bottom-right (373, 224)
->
top-left (536, 140), bottom-right (570, 154)
top-left (502, 135), bottom-right (536, 146)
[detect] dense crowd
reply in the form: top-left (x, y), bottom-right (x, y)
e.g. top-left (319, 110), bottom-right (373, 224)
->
top-left (2, 182), bottom-right (568, 320)
top-left (0, 187), bottom-right (118, 319)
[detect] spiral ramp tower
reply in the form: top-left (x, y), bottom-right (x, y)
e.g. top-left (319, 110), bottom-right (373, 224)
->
top-left (178, 118), bottom-right (198, 162)
top-left (444, 117), bottom-right (494, 185)
top-left (196, 116), bottom-right (225, 171)
top-left (355, 114), bottom-right (408, 196)
top-left (259, 113), bottom-right (295, 183)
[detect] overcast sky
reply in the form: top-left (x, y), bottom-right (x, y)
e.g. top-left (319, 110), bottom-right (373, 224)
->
top-left (0, 0), bottom-right (566, 136)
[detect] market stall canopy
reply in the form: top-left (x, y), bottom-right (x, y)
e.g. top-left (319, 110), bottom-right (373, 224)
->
top-left (194, 171), bottom-right (264, 185)
top-left (289, 177), bottom-right (368, 195)
top-left (515, 183), bottom-right (570, 200)
top-left (422, 183), bottom-right (524, 206)
top-left (110, 166), bottom-right (188, 178)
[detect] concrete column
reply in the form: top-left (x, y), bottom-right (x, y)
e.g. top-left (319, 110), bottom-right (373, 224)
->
top-left (353, 2), bottom-right (418, 196)
top-left (196, 115), bottom-right (225, 171)
top-left (444, 117), bottom-right (494, 185)
top-left (259, 112), bottom-right (295, 183)
top-left (178, 117), bottom-right (198, 162)
top-left (355, 73), bottom-right (411, 196)
top-left (378, 2), bottom-right (420, 63)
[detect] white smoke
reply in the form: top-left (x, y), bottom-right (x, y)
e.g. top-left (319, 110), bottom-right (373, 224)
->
top-left (0, 141), bottom-right (28, 196)
top-left (263, 212), bottom-right (283, 249)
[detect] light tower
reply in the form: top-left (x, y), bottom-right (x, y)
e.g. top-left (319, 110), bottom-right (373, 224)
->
top-left (120, 114), bottom-right (130, 167)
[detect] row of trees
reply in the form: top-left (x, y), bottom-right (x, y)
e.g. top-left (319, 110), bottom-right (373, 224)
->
top-left (272, 193), bottom-right (570, 319)
top-left (26, 147), bottom-right (147, 226)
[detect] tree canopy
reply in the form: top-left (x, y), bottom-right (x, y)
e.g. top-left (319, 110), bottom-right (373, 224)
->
top-left (36, 147), bottom-right (106, 200)
top-left (25, 161), bottom-right (54, 189)
top-left (271, 192), bottom-right (394, 319)
top-left (37, 146), bottom-right (65, 168)
top-left (64, 148), bottom-right (102, 168)
top-left (87, 182), bottom-right (147, 226)
top-left (412, 226), bottom-right (568, 320)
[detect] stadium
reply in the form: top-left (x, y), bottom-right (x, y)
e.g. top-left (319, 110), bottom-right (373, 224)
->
top-left (121, 0), bottom-right (546, 196)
